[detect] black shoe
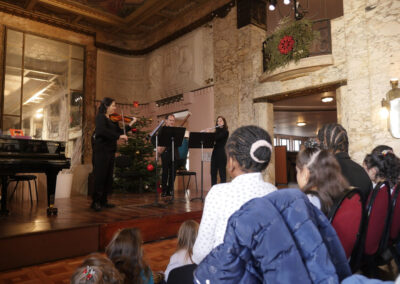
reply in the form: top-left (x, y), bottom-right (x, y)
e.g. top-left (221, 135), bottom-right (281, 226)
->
top-left (91, 202), bottom-right (102, 212)
top-left (161, 192), bottom-right (167, 197)
top-left (166, 191), bottom-right (172, 196)
top-left (102, 203), bottom-right (116, 208)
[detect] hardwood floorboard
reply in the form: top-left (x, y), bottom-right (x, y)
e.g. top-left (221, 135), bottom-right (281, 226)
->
top-left (0, 188), bottom-right (204, 272)
top-left (0, 238), bottom-right (178, 283)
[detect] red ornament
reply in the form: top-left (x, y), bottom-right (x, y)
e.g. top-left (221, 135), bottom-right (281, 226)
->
top-left (131, 128), bottom-right (137, 133)
top-left (278, 35), bottom-right (295, 55)
top-left (133, 101), bottom-right (139, 108)
top-left (147, 164), bottom-right (154, 171)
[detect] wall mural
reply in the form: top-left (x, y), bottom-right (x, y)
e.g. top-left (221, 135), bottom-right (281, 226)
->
top-left (71, 0), bottom-right (145, 17)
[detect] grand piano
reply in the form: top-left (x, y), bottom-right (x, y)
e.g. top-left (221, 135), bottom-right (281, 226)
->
top-left (0, 136), bottom-right (70, 216)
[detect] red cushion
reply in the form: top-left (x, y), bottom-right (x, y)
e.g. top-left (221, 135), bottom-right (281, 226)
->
top-left (332, 193), bottom-right (363, 258)
top-left (390, 186), bottom-right (400, 242)
top-left (364, 184), bottom-right (390, 255)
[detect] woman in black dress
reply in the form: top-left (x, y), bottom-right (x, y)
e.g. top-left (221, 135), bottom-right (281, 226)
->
top-left (92, 97), bottom-right (136, 211)
top-left (210, 116), bottom-right (229, 185)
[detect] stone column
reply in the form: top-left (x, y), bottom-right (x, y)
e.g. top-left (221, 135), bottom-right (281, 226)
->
top-left (82, 45), bottom-right (97, 165)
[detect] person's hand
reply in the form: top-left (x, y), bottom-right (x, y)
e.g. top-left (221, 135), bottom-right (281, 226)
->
top-left (119, 134), bottom-right (128, 141)
top-left (129, 117), bottom-right (137, 127)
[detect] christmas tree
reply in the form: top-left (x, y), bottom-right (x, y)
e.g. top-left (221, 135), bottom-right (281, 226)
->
top-left (114, 116), bottom-right (160, 193)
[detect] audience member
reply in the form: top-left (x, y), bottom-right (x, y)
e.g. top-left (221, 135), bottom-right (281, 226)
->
top-left (71, 253), bottom-right (124, 284)
top-left (193, 189), bottom-right (351, 283)
top-left (318, 123), bottom-right (372, 199)
top-left (164, 220), bottom-right (199, 282)
top-left (106, 228), bottom-right (154, 284)
top-left (192, 125), bottom-right (277, 264)
top-left (296, 147), bottom-right (349, 216)
top-left (363, 145), bottom-right (400, 190)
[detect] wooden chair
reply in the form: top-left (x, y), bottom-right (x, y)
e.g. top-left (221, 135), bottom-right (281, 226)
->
top-left (329, 188), bottom-right (364, 271)
top-left (384, 184), bottom-right (400, 270)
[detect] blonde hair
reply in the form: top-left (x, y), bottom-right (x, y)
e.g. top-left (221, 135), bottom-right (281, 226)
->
top-left (71, 253), bottom-right (123, 284)
top-left (177, 220), bottom-right (199, 263)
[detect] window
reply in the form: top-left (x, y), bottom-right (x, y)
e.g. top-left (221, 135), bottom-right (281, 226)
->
top-left (2, 29), bottom-right (84, 159)
top-left (280, 138), bottom-right (289, 150)
top-left (293, 139), bottom-right (302, 151)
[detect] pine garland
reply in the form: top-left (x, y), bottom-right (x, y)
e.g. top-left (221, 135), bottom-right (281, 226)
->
top-left (263, 18), bottom-right (318, 72)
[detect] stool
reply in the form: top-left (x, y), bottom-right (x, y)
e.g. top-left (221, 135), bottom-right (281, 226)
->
top-left (8, 175), bottom-right (38, 205)
top-left (176, 170), bottom-right (198, 196)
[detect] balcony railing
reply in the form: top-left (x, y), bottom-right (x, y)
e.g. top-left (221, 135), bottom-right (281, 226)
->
top-left (262, 19), bottom-right (332, 72)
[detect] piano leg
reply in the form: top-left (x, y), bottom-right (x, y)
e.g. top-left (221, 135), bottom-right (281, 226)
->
top-left (45, 169), bottom-right (58, 216)
top-left (0, 175), bottom-right (9, 216)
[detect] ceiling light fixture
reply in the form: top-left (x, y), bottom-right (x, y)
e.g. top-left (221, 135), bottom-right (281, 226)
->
top-left (321, 96), bottom-right (334, 103)
top-left (269, 0), bottom-right (277, 11)
top-left (267, 0), bottom-right (304, 20)
top-left (297, 122), bottom-right (307, 127)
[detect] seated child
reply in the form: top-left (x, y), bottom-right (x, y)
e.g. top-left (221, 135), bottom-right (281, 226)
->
top-left (164, 220), bottom-right (199, 281)
top-left (106, 228), bottom-right (154, 284)
top-left (71, 253), bottom-right (124, 284)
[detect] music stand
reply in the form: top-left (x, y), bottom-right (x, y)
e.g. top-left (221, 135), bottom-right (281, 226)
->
top-left (188, 132), bottom-right (215, 202)
top-left (158, 126), bottom-right (185, 202)
top-left (143, 120), bottom-right (165, 208)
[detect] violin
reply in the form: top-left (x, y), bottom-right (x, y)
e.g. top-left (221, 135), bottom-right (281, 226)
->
top-left (109, 113), bottom-right (136, 123)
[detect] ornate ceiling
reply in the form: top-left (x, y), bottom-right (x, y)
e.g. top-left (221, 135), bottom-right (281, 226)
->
top-left (0, 0), bottom-right (233, 51)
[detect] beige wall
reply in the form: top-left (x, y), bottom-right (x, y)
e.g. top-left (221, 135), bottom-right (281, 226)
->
top-left (96, 26), bottom-right (214, 104)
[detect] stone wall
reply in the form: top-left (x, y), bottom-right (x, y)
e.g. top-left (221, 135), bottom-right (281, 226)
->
top-left (97, 26), bottom-right (214, 104)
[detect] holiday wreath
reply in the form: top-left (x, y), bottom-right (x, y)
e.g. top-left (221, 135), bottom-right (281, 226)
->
top-left (263, 18), bottom-right (318, 72)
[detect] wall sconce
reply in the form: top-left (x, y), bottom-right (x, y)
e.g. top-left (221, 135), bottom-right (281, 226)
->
top-left (297, 121), bottom-right (306, 127)
top-left (382, 78), bottom-right (400, 138)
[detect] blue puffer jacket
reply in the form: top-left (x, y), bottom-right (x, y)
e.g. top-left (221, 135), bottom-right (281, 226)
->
top-left (194, 189), bottom-right (351, 284)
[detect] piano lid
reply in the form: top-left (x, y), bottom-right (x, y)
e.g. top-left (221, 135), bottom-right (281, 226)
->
top-left (0, 136), bottom-right (66, 157)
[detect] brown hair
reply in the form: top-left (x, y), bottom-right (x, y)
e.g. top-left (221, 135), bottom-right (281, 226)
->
top-left (105, 228), bottom-right (151, 284)
top-left (71, 253), bottom-right (124, 284)
top-left (216, 116), bottom-right (228, 130)
top-left (296, 148), bottom-right (348, 215)
top-left (176, 220), bottom-right (199, 263)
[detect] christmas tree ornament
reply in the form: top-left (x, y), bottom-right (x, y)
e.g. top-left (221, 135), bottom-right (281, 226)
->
top-left (147, 164), bottom-right (154, 171)
top-left (136, 150), bottom-right (140, 155)
top-left (132, 128), bottom-right (137, 133)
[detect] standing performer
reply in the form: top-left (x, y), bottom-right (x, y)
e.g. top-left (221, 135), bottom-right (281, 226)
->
top-left (92, 97), bottom-right (136, 212)
top-left (211, 116), bottom-right (229, 185)
top-left (158, 114), bottom-right (179, 197)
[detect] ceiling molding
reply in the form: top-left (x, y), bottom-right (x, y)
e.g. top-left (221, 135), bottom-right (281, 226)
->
top-left (38, 0), bottom-right (124, 26)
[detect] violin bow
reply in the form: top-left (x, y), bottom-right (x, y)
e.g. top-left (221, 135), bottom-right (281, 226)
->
top-left (121, 109), bottom-right (128, 144)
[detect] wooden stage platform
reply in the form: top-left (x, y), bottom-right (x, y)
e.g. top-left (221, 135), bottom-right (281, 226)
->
top-left (0, 190), bottom-right (204, 272)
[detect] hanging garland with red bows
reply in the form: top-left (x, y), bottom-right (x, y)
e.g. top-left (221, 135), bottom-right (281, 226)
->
top-left (263, 18), bottom-right (318, 72)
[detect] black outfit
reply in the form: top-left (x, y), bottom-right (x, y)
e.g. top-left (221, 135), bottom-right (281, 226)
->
top-left (211, 127), bottom-right (229, 186)
top-left (335, 152), bottom-right (372, 200)
top-left (166, 264), bottom-right (197, 284)
top-left (160, 127), bottom-right (180, 196)
top-left (92, 113), bottom-right (130, 207)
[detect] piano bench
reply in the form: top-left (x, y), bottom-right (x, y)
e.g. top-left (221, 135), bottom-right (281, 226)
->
top-left (8, 175), bottom-right (39, 205)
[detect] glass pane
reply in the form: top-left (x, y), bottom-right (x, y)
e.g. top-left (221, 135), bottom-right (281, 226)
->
top-left (4, 30), bottom-right (23, 116)
top-left (22, 34), bottom-right (69, 141)
top-left (3, 116), bottom-right (20, 134)
top-left (71, 59), bottom-right (84, 91)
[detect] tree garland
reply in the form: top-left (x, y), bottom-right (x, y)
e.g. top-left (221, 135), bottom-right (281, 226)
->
top-left (263, 18), bottom-right (318, 72)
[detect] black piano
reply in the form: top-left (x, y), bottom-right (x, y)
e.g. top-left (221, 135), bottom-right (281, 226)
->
top-left (0, 136), bottom-right (70, 216)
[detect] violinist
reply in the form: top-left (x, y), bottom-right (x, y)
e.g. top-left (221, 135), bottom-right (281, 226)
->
top-left (91, 97), bottom-right (137, 212)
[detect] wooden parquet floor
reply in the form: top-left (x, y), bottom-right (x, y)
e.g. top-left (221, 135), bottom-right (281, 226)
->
top-left (0, 238), bottom-right (177, 283)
